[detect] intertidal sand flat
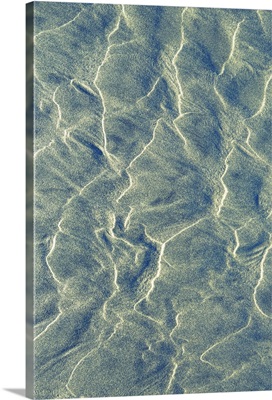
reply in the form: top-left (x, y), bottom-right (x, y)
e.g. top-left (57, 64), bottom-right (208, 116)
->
top-left (29, 2), bottom-right (272, 398)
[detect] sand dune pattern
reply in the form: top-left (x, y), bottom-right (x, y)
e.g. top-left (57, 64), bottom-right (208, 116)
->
top-left (32, 3), bottom-right (272, 398)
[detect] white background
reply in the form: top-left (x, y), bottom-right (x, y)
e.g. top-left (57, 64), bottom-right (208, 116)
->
top-left (0, 0), bottom-right (271, 399)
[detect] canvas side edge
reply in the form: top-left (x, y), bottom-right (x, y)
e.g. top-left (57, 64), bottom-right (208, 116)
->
top-left (26, 2), bottom-right (34, 399)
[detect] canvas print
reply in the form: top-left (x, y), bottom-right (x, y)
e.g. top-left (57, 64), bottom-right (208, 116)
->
top-left (26, 1), bottom-right (272, 398)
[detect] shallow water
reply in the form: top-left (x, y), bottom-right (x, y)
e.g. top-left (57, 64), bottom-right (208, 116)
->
top-left (32, 3), bottom-right (272, 398)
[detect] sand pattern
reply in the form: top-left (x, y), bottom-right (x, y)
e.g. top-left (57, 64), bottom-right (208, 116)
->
top-left (32, 3), bottom-right (272, 398)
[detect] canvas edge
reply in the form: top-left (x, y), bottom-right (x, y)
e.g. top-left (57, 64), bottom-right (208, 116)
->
top-left (26, 2), bottom-right (34, 399)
